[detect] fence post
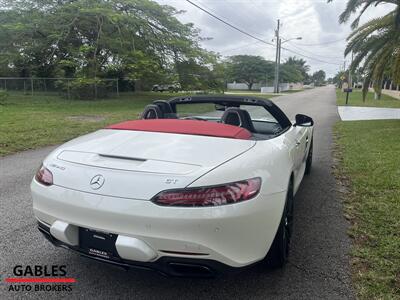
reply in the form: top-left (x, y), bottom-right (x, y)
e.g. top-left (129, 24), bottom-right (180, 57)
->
top-left (94, 78), bottom-right (97, 100)
top-left (116, 78), bottom-right (119, 97)
top-left (31, 77), bottom-right (34, 96)
top-left (67, 79), bottom-right (71, 100)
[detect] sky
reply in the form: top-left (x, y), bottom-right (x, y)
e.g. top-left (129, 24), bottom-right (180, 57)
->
top-left (155, 0), bottom-right (396, 78)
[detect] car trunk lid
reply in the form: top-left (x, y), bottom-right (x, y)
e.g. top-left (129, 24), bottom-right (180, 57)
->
top-left (47, 129), bottom-right (256, 200)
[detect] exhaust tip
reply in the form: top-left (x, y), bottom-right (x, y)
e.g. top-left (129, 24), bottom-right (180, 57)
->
top-left (168, 262), bottom-right (214, 277)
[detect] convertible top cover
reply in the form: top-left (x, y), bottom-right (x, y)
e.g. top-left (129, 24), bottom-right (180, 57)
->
top-left (107, 119), bottom-right (252, 140)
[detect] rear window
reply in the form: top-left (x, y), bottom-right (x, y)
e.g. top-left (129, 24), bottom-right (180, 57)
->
top-left (240, 105), bottom-right (278, 123)
top-left (175, 103), bottom-right (217, 118)
top-left (175, 103), bottom-right (278, 123)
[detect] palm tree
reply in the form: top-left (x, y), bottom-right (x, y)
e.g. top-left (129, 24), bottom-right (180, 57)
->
top-left (330, 0), bottom-right (400, 100)
top-left (284, 57), bottom-right (310, 77)
top-left (334, 0), bottom-right (400, 29)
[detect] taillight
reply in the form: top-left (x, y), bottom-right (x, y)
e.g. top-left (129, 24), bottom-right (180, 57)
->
top-left (152, 177), bottom-right (261, 207)
top-left (35, 165), bottom-right (53, 186)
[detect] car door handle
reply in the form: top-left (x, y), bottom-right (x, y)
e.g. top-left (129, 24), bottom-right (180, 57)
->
top-left (295, 140), bottom-right (301, 146)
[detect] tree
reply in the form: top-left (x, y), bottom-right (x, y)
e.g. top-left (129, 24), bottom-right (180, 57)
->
top-left (330, 0), bottom-right (400, 100)
top-left (276, 56), bottom-right (312, 84)
top-left (333, 70), bottom-right (346, 88)
top-left (123, 50), bottom-right (168, 90)
top-left (280, 63), bottom-right (303, 83)
top-left (226, 55), bottom-right (273, 90)
top-left (174, 50), bottom-right (225, 91)
top-left (312, 70), bottom-right (326, 86)
top-left (283, 57), bottom-right (310, 81)
top-left (0, 0), bottom-right (218, 96)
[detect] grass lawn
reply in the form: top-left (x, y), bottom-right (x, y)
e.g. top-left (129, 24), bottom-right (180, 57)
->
top-left (0, 91), bottom-right (273, 156)
top-left (336, 88), bottom-right (400, 108)
top-left (0, 92), bottom-right (167, 156)
top-left (334, 120), bottom-right (400, 299)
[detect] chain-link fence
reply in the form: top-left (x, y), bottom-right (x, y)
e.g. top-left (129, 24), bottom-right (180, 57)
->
top-left (0, 77), bottom-right (120, 99)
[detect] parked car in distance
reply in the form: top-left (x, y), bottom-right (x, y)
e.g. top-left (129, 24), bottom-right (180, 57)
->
top-left (152, 83), bottom-right (181, 92)
top-left (354, 82), bottom-right (363, 89)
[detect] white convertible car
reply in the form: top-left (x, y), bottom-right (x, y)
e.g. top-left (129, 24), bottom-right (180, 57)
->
top-left (31, 95), bottom-right (314, 276)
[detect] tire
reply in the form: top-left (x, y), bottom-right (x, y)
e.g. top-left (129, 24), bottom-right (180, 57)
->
top-left (168, 87), bottom-right (174, 92)
top-left (305, 138), bottom-right (313, 175)
top-left (264, 179), bottom-right (294, 268)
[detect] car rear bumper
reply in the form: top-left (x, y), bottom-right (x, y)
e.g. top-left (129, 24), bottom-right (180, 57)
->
top-left (31, 179), bottom-right (286, 270)
top-left (37, 221), bottom-right (247, 277)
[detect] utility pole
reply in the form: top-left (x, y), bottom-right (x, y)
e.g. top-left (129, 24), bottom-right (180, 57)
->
top-left (278, 38), bottom-right (281, 88)
top-left (345, 52), bottom-right (354, 105)
top-left (274, 19), bottom-right (280, 94)
top-left (349, 51), bottom-right (353, 88)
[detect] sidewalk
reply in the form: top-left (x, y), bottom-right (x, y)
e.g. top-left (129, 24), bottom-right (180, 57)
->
top-left (382, 89), bottom-right (400, 100)
top-left (338, 106), bottom-right (400, 121)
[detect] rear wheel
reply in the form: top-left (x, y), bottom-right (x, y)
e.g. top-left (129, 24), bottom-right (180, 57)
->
top-left (305, 138), bottom-right (313, 175)
top-left (264, 179), bottom-right (294, 268)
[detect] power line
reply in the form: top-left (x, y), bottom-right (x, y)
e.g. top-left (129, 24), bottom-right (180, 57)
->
top-left (185, 0), bottom-right (342, 66)
top-left (185, 0), bottom-right (275, 47)
top-left (285, 41), bottom-right (344, 60)
top-left (219, 41), bottom-right (343, 66)
top-left (200, 0), bottom-right (262, 36)
top-left (218, 41), bottom-right (262, 54)
top-left (220, 39), bottom-right (344, 62)
top-left (281, 46), bottom-right (342, 65)
top-left (295, 38), bottom-right (347, 46)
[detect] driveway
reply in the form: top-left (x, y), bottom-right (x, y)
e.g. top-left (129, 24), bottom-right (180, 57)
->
top-left (0, 86), bottom-right (353, 299)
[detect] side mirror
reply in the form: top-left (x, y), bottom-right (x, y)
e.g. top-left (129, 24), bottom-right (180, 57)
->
top-left (294, 114), bottom-right (314, 127)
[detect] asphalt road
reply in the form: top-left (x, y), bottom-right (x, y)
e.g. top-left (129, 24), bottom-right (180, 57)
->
top-left (0, 86), bottom-right (354, 299)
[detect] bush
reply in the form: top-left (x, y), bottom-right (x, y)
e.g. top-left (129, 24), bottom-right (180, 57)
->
top-left (0, 89), bottom-right (8, 104)
top-left (56, 78), bottom-right (111, 100)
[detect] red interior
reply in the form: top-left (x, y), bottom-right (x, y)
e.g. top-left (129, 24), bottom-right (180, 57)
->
top-left (106, 119), bottom-right (252, 140)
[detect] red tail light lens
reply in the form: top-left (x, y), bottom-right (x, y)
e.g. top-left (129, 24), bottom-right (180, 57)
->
top-left (152, 177), bottom-right (261, 207)
top-left (35, 165), bottom-right (53, 186)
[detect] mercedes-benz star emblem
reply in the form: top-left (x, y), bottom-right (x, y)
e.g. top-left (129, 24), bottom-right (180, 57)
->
top-left (90, 174), bottom-right (105, 190)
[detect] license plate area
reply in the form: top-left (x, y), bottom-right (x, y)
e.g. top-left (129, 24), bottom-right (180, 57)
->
top-left (79, 228), bottom-right (120, 261)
